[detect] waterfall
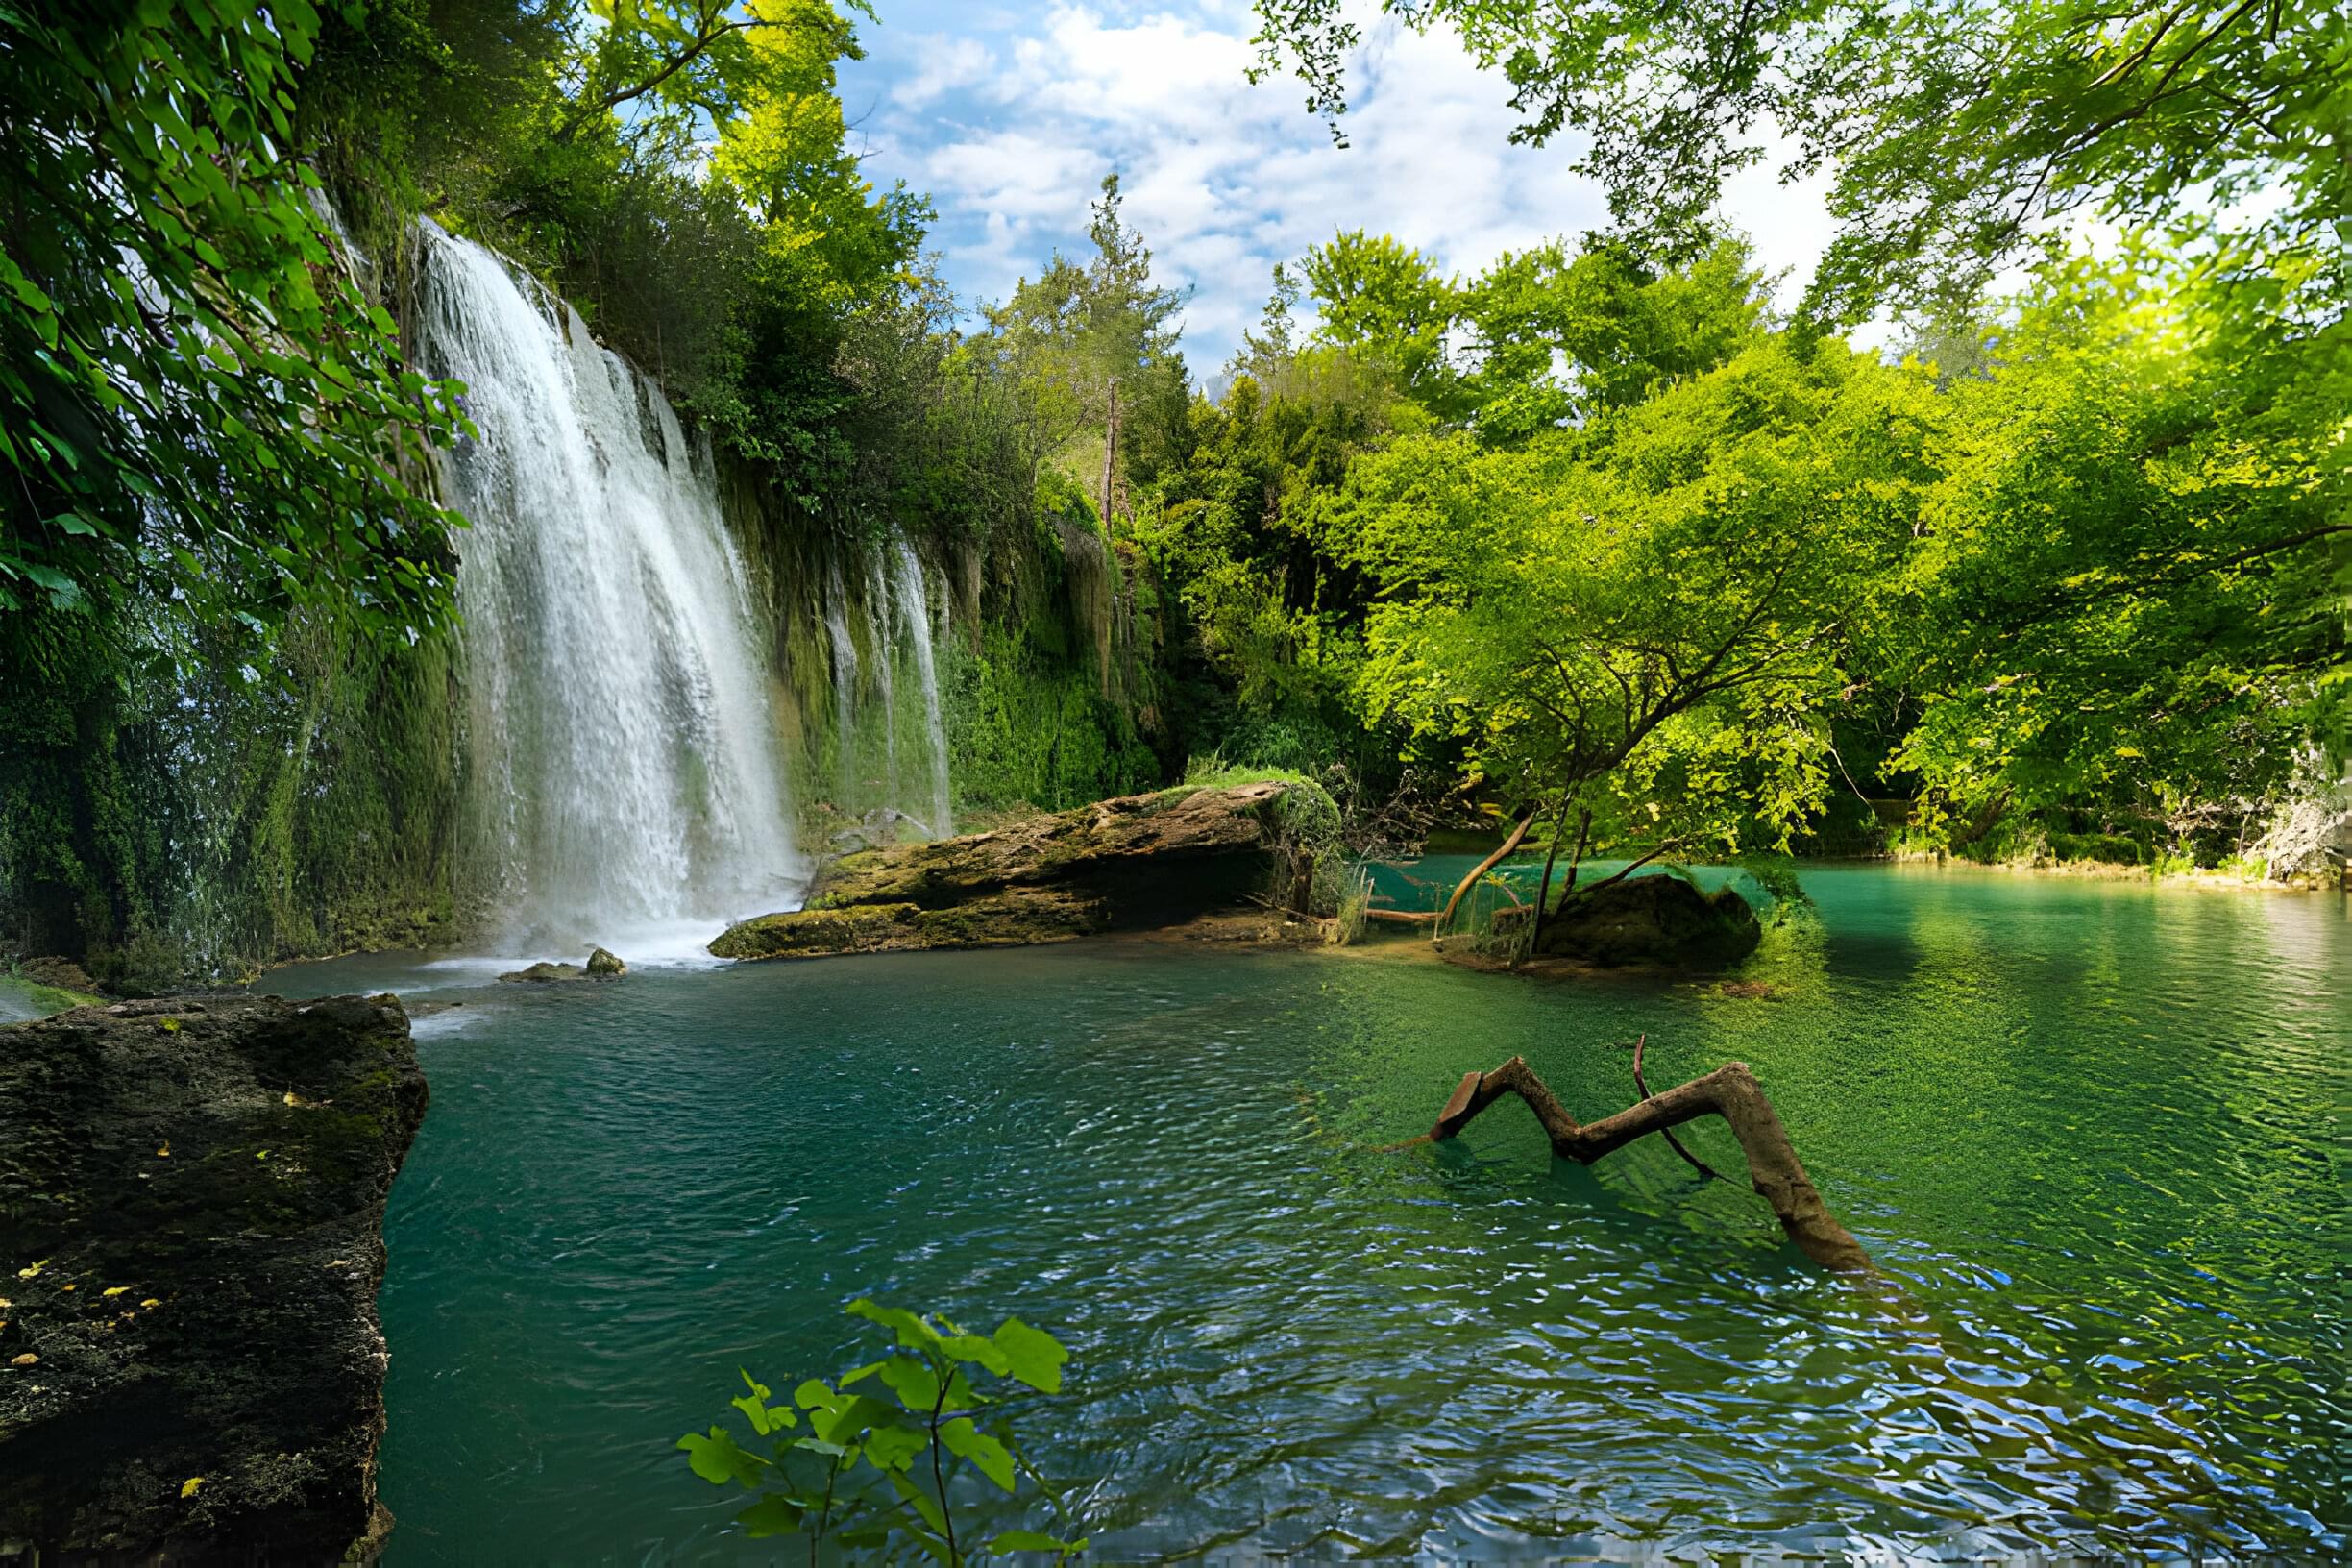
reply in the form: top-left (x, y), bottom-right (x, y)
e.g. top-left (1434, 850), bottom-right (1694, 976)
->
top-left (822, 556), bottom-right (860, 810)
top-left (821, 529), bottom-right (954, 841)
top-left (865, 551), bottom-right (900, 816)
top-left (891, 538), bottom-right (954, 840)
top-left (413, 223), bottom-right (803, 951)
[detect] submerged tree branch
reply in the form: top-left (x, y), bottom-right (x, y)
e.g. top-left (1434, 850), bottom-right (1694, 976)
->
top-left (1411, 1055), bottom-right (1873, 1271)
top-left (1631, 1034), bottom-right (1723, 1182)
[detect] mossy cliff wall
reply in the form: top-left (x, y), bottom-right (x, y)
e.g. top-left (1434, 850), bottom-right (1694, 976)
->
top-left (0, 279), bottom-right (1176, 990)
top-left (0, 614), bottom-right (466, 992)
top-left (717, 460), bottom-right (1171, 842)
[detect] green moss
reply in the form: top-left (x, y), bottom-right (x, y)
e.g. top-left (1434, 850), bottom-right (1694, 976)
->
top-left (942, 619), bottom-right (1161, 817)
top-left (1, 606), bottom-right (464, 987)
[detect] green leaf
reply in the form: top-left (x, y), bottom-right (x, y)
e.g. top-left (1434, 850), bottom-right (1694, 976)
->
top-left (938, 1333), bottom-right (1011, 1374)
top-left (940, 1417), bottom-right (1015, 1492)
top-left (735, 1495), bottom-right (804, 1537)
top-left (677, 1426), bottom-right (769, 1488)
top-left (878, 1354), bottom-right (940, 1412)
top-left (991, 1531), bottom-right (1089, 1556)
top-left (847, 1298), bottom-right (943, 1354)
top-left (993, 1319), bottom-right (1068, 1393)
top-left (807, 1392), bottom-right (901, 1448)
top-left (861, 1418), bottom-right (928, 1473)
top-left (733, 1368), bottom-right (795, 1436)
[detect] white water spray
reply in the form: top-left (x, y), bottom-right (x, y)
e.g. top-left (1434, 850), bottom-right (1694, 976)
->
top-left (414, 224), bottom-right (803, 951)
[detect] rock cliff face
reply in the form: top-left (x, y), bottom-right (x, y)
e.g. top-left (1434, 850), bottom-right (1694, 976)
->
top-left (711, 780), bottom-right (1343, 961)
top-left (0, 993), bottom-right (428, 1563)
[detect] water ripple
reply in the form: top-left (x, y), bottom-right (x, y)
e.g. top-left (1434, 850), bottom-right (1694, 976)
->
top-left (305, 869), bottom-right (2352, 1563)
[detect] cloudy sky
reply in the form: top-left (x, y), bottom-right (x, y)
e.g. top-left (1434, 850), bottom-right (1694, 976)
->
top-left (836, 1), bottom-right (1845, 373)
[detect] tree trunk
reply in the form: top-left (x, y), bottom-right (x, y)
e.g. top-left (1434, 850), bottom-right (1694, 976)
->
top-left (1528, 802), bottom-right (1588, 956)
top-left (1439, 808), bottom-right (1535, 935)
top-left (1416, 1056), bottom-right (1872, 1272)
top-left (1099, 380), bottom-right (1120, 531)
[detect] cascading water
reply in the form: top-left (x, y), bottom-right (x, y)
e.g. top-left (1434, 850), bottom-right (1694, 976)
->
top-left (822, 529), bottom-right (954, 840)
top-left (864, 551), bottom-right (900, 815)
top-left (821, 556), bottom-right (861, 812)
top-left (892, 538), bottom-right (954, 840)
top-left (414, 223), bottom-right (803, 953)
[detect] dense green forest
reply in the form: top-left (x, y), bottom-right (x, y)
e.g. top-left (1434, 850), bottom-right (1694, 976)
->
top-left (0, 0), bottom-right (2343, 987)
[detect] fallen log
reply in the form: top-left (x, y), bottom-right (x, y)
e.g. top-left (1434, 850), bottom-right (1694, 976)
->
top-left (1415, 1055), bottom-right (1872, 1272)
top-left (1362, 907), bottom-right (1441, 926)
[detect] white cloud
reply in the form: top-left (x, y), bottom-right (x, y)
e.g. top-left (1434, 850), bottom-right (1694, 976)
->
top-left (892, 35), bottom-right (996, 111)
top-left (845, 2), bottom-right (1838, 370)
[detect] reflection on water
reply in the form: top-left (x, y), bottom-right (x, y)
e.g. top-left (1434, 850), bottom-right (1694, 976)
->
top-left (286, 866), bottom-right (2349, 1561)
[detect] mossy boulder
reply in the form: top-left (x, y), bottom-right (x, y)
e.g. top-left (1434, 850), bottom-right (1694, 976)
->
top-left (0, 992), bottom-right (428, 1560)
top-left (712, 779), bottom-right (1343, 961)
top-left (1537, 874), bottom-right (1762, 968)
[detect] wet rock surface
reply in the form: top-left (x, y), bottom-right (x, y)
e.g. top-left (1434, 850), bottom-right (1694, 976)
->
top-left (0, 993), bottom-right (428, 1562)
top-left (711, 780), bottom-right (1341, 961)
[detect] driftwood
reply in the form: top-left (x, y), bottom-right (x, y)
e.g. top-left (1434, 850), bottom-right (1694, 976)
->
top-left (1630, 1033), bottom-right (1722, 1182)
top-left (1416, 1055), bottom-right (1872, 1272)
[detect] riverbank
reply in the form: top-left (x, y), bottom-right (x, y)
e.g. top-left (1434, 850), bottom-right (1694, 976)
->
top-left (1885, 847), bottom-right (2344, 894)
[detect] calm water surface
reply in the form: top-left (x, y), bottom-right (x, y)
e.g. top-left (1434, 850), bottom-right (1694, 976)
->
top-left (283, 866), bottom-right (2349, 1562)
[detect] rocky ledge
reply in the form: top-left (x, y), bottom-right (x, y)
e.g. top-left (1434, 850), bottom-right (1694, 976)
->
top-left (712, 779), bottom-right (1344, 961)
top-left (0, 993), bottom-right (429, 1563)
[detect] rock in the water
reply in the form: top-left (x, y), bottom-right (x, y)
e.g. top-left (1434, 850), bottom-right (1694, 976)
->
top-left (0, 992), bottom-right (428, 1561)
top-left (711, 779), bottom-right (1344, 962)
top-left (1537, 874), bottom-right (1761, 968)
top-left (499, 961), bottom-right (583, 983)
top-left (500, 949), bottom-right (626, 984)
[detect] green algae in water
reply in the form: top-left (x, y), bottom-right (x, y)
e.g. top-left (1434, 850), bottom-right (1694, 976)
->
top-left (323, 866), bottom-right (2347, 1560)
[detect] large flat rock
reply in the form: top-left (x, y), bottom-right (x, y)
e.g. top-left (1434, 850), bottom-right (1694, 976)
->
top-left (0, 993), bottom-right (428, 1562)
top-left (712, 779), bottom-right (1342, 961)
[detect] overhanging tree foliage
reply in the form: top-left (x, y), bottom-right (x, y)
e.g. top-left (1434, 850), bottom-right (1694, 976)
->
top-left (1250, 0), bottom-right (2350, 325)
top-left (0, 0), bottom-right (469, 649)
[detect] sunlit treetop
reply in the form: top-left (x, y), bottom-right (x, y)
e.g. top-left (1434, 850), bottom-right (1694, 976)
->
top-left (1251, 0), bottom-right (2351, 325)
